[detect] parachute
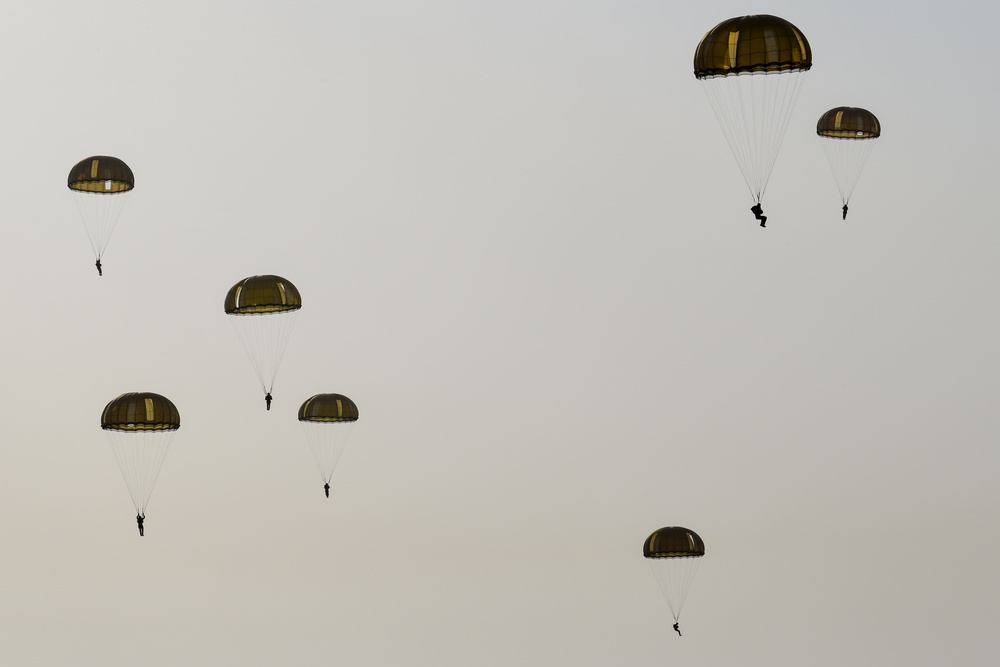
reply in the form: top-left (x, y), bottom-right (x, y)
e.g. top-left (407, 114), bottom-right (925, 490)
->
top-left (298, 393), bottom-right (359, 497)
top-left (816, 107), bottom-right (881, 219)
top-left (67, 156), bottom-right (134, 274)
top-left (694, 15), bottom-right (812, 227)
top-left (225, 275), bottom-right (301, 410)
top-left (644, 526), bottom-right (705, 627)
top-left (101, 392), bottom-right (180, 523)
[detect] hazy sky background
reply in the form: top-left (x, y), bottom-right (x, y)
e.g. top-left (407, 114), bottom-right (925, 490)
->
top-left (0, 1), bottom-right (997, 665)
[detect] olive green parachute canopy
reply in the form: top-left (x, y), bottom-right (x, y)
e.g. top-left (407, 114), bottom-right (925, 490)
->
top-left (693, 15), bottom-right (811, 208)
top-left (644, 526), bottom-right (704, 623)
top-left (817, 107), bottom-right (881, 139)
top-left (299, 394), bottom-right (359, 423)
top-left (67, 156), bottom-right (134, 193)
top-left (225, 275), bottom-right (302, 315)
top-left (299, 393), bottom-right (360, 490)
top-left (67, 156), bottom-right (134, 266)
top-left (101, 392), bottom-right (180, 431)
top-left (225, 275), bottom-right (302, 402)
top-left (101, 392), bottom-right (180, 519)
top-left (817, 107), bottom-right (881, 214)
top-left (694, 15), bottom-right (812, 78)
top-left (644, 526), bottom-right (705, 558)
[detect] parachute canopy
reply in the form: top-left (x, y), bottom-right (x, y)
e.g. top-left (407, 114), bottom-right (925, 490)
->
top-left (298, 393), bottom-right (359, 422)
top-left (644, 526), bottom-right (704, 624)
top-left (644, 526), bottom-right (705, 558)
top-left (817, 107), bottom-right (881, 214)
top-left (225, 275), bottom-right (302, 315)
top-left (694, 15), bottom-right (812, 78)
top-left (68, 156), bottom-right (135, 193)
top-left (100, 392), bottom-right (180, 517)
top-left (101, 392), bottom-right (180, 432)
top-left (816, 106), bottom-right (880, 139)
top-left (693, 15), bottom-right (811, 210)
top-left (225, 275), bottom-right (301, 405)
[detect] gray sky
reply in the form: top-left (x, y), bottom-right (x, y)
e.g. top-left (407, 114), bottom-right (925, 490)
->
top-left (1, 1), bottom-right (997, 665)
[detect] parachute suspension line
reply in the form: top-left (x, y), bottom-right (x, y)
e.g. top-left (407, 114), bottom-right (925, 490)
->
top-left (821, 137), bottom-right (877, 206)
top-left (749, 73), bottom-right (764, 202)
top-left (106, 433), bottom-right (140, 510)
top-left (105, 430), bottom-right (174, 515)
top-left (229, 311), bottom-right (298, 394)
top-left (702, 76), bottom-right (757, 202)
top-left (301, 421), bottom-right (355, 484)
top-left (72, 190), bottom-right (130, 260)
top-left (746, 70), bottom-right (807, 201)
top-left (700, 71), bottom-right (808, 204)
top-left (754, 73), bottom-right (776, 200)
top-left (760, 70), bottom-right (808, 200)
top-left (649, 556), bottom-right (702, 622)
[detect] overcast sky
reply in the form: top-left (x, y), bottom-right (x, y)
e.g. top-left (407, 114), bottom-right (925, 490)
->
top-left (0, 1), bottom-right (997, 665)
